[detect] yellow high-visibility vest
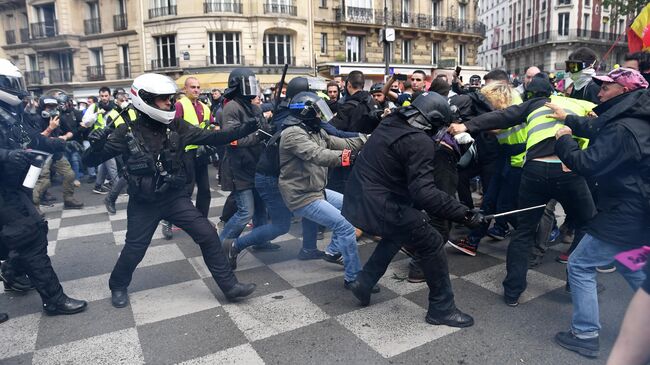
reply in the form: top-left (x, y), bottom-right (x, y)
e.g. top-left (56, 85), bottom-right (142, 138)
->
top-left (179, 97), bottom-right (210, 151)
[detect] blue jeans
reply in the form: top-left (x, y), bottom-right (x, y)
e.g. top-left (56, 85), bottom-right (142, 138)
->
top-left (96, 158), bottom-right (118, 186)
top-left (293, 189), bottom-right (361, 282)
top-left (568, 233), bottom-right (646, 338)
top-left (66, 150), bottom-right (83, 180)
top-left (235, 174), bottom-right (291, 250)
top-left (82, 141), bottom-right (96, 176)
top-left (220, 189), bottom-right (267, 242)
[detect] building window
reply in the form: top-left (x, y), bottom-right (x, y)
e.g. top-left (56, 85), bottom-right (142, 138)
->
top-left (557, 0), bottom-right (571, 5)
top-left (153, 35), bottom-right (177, 68)
top-left (541, 0), bottom-right (546, 10)
top-left (263, 0), bottom-right (297, 16)
top-left (88, 48), bottom-right (105, 81)
top-left (402, 39), bottom-right (411, 63)
top-left (149, 0), bottom-right (177, 18)
top-left (458, 44), bottom-right (466, 65)
top-left (319, 0), bottom-right (327, 8)
top-left (118, 44), bottom-right (131, 78)
top-left (31, 3), bottom-right (57, 38)
top-left (345, 35), bottom-right (364, 62)
top-left (84, 2), bottom-right (101, 35)
top-left (401, 0), bottom-right (410, 23)
top-left (264, 33), bottom-right (293, 65)
top-left (558, 13), bottom-right (569, 36)
top-left (431, 41), bottom-right (440, 65)
top-left (459, 4), bottom-right (467, 21)
top-left (583, 14), bottom-right (590, 32)
top-left (208, 32), bottom-right (241, 64)
top-left (320, 33), bottom-right (327, 54)
top-left (431, 0), bottom-right (440, 20)
top-left (585, 0), bottom-right (590, 5)
top-left (114, 0), bottom-right (128, 30)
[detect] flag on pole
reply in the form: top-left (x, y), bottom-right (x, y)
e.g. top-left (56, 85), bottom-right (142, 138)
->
top-left (628, 3), bottom-right (650, 52)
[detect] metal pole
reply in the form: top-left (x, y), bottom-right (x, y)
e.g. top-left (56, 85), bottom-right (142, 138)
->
top-left (384, 0), bottom-right (389, 78)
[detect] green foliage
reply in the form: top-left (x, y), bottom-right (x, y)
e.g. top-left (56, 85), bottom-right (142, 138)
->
top-left (602, 0), bottom-right (646, 18)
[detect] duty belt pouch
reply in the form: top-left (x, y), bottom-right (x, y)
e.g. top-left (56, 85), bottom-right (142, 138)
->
top-left (127, 175), bottom-right (157, 202)
top-left (0, 216), bottom-right (46, 250)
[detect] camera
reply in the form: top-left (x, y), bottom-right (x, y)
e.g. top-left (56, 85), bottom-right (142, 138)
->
top-left (394, 74), bottom-right (408, 81)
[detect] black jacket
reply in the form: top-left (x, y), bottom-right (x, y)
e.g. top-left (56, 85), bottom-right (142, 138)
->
top-left (219, 99), bottom-right (269, 191)
top-left (556, 90), bottom-right (650, 246)
top-left (450, 92), bottom-right (501, 164)
top-left (342, 113), bottom-right (468, 237)
top-left (82, 110), bottom-right (256, 201)
top-left (330, 90), bottom-right (380, 134)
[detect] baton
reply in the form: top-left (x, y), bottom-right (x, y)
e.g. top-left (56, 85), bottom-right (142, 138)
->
top-left (483, 204), bottom-right (547, 220)
top-left (258, 129), bottom-right (273, 138)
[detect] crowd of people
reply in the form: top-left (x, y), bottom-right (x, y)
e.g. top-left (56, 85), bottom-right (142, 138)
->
top-left (0, 50), bottom-right (649, 363)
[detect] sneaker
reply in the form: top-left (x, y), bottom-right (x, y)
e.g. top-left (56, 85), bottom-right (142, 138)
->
top-left (549, 227), bottom-right (560, 243)
top-left (447, 238), bottom-right (478, 257)
top-left (407, 264), bottom-right (426, 283)
top-left (556, 252), bottom-right (569, 264)
top-left (92, 185), bottom-right (110, 194)
top-left (596, 264), bottom-right (616, 273)
top-left (161, 220), bottom-right (173, 240)
top-left (487, 225), bottom-right (510, 241)
top-left (323, 252), bottom-right (344, 265)
top-left (504, 295), bottom-right (519, 307)
top-left (297, 248), bottom-right (325, 260)
top-left (555, 331), bottom-right (599, 358)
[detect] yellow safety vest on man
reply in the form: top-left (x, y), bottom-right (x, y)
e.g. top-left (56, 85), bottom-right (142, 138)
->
top-left (178, 96), bottom-right (210, 152)
top-left (106, 108), bottom-right (137, 128)
top-left (524, 95), bottom-right (595, 159)
top-left (496, 93), bottom-right (527, 167)
top-left (92, 103), bottom-right (106, 131)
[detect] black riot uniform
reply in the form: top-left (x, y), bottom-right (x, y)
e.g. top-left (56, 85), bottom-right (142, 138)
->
top-left (342, 92), bottom-right (482, 328)
top-left (83, 104), bottom-right (258, 307)
top-left (0, 103), bottom-right (87, 315)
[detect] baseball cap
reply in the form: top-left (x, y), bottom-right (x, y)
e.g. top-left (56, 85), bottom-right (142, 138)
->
top-left (592, 67), bottom-right (649, 91)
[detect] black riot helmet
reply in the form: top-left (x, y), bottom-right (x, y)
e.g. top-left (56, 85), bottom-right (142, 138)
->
top-left (286, 77), bottom-right (310, 100)
top-left (38, 95), bottom-right (60, 119)
top-left (524, 73), bottom-right (554, 100)
top-left (288, 91), bottom-right (334, 128)
top-left (224, 68), bottom-right (259, 99)
top-left (370, 82), bottom-right (384, 94)
top-left (402, 92), bottom-right (452, 132)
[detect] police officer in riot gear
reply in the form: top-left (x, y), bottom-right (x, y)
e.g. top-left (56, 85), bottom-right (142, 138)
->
top-left (83, 73), bottom-right (258, 308)
top-left (342, 92), bottom-right (484, 328)
top-left (0, 58), bottom-right (88, 319)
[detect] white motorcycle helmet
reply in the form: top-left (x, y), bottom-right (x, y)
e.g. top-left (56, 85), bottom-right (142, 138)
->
top-left (130, 73), bottom-right (178, 124)
top-left (0, 58), bottom-right (27, 107)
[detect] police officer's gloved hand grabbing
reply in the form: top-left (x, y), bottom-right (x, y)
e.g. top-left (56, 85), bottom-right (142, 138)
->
top-left (1, 149), bottom-right (31, 169)
top-left (341, 149), bottom-right (357, 167)
top-left (463, 208), bottom-right (486, 229)
top-left (88, 128), bottom-right (110, 149)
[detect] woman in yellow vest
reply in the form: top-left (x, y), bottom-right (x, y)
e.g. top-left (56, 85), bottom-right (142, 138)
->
top-left (448, 73), bottom-right (597, 307)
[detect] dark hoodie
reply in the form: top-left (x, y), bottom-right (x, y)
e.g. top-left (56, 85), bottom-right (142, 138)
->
top-left (450, 92), bottom-right (501, 164)
top-left (556, 89), bottom-right (650, 246)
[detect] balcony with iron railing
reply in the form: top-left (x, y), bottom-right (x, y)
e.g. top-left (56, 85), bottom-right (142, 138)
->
top-left (30, 20), bottom-right (58, 39)
top-left (84, 18), bottom-right (101, 35)
top-left (49, 68), bottom-right (73, 83)
top-left (19, 28), bottom-right (29, 43)
top-left (333, 8), bottom-right (486, 37)
top-left (263, 55), bottom-right (295, 66)
top-left (206, 55), bottom-right (245, 66)
top-left (24, 71), bottom-right (41, 85)
top-left (87, 65), bottom-right (105, 81)
top-left (114, 14), bottom-right (128, 31)
top-left (149, 5), bottom-right (177, 19)
top-left (4, 30), bottom-right (16, 44)
top-left (151, 57), bottom-right (180, 69)
top-left (263, 1), bottom-right (297, 16)
top-left (501, 28), bottom-right (628, 53)
top-left (116, 63), bottom-right (131, 79)
top-left (204, 0), bottom-right (243, 13)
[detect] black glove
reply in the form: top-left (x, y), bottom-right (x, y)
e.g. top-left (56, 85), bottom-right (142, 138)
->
top-left (5, 150), bottom-right (30, 169)
top-left (463, 208), bottom-right (486, 229)
top-left (88, 128), bottom-right (110, 145)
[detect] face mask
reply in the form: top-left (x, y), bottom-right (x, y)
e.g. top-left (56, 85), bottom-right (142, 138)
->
top-left (120, 100), bottom-right (130, 109)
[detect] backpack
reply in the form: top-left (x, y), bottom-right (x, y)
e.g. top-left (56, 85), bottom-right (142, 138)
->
top-left (345, 94), bottom-right (381, 133)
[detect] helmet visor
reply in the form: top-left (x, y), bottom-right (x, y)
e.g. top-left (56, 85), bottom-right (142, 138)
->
top-left (314, 98), bottom-right (334, 123)
top-left (565, 61), bottom-right (586, 73)
top-left (238, 76), bottom-right (259, 96)
top-left (0, 74), bottom-right (27, 101)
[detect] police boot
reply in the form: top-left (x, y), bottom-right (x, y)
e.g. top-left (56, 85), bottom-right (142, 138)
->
top-left (111, 289), bottom-right (129, 308)
top-left (63, 198), bottom-right (84, 209)
top-left (0, 313), bottom-right (8, 324)
top-left (425, 308), bottom-right (474, 328)
top-left (43, 295), bottom-right (88, 316)
top-left (224, 283), bottom-right (256, 302)
top-left (104, 196), bottom-right (116, 215)
top-left (0, 262), bottom-right (35, 292)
